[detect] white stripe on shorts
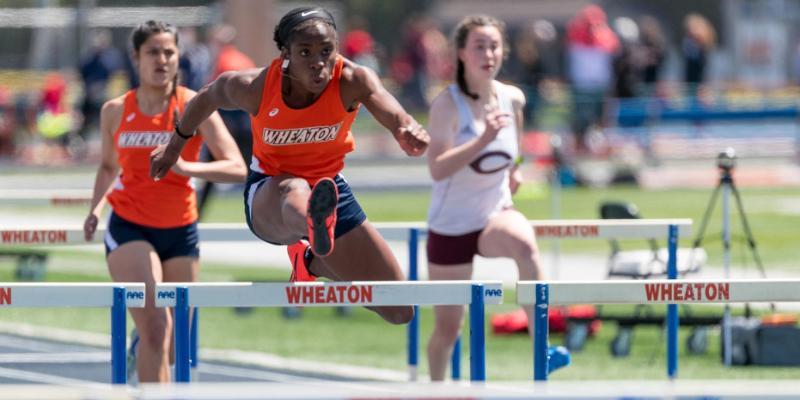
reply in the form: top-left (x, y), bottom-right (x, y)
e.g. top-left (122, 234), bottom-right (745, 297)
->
top-left (247, 176), bottom-right (270, 223)
top-left (104, 212), bottom-right (119, 252)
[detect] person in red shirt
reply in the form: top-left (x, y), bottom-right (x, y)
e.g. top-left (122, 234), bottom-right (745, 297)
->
top-left (151, 7), bottom-right (429, 324)
top-left (195, 24), bottom-right (258, 214)
top-left (83, 20), bottom-right (246, 383)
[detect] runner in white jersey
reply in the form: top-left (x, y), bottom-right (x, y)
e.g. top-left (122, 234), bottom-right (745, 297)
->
top-left (425, 15), bottom-right (567, 381)
top-left (426, 81), bottom-right (518, 234)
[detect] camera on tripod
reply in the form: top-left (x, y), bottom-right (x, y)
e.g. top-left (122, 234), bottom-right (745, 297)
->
top-left (716, 147), bottom-right (736, 172)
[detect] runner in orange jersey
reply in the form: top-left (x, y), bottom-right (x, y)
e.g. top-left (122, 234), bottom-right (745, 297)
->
top-left (151, 7), bottom-right (429, 324)
top-left (83, 21), bottom-right (246, 383)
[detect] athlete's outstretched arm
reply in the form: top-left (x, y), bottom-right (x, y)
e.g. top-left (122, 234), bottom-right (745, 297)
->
top-left (350, 66), bottom-right (429, 156)
top-left (84, 99), bottom-right (122, 241)
top-left (509, 85), bottom-right (526, 194)
top-left (426, 89), bottom-right (512, 181)
top-left (150, 69), bottom-right (263, 180)
top-left (167, 92), bottom-right (247, 183)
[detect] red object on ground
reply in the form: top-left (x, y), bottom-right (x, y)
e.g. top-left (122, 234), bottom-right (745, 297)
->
top-left (491, 305), bottom-right (601, 335)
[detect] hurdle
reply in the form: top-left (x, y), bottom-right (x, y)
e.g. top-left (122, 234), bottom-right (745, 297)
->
top-left (518, 278), bottom-right (800, 381)
top-left (0, 189), bottom-right (92, 207)
top-left (154, 280), bottom-right (503, 383)
top-left (0, 219), bottom-right (692, 382)
top-left (403, 219), bottom-right (691, 381)
top-left (0, 282), bottom-right (145, 384)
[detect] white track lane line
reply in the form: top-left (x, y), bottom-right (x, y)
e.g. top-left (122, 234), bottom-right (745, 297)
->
top-left (197, 364), bottom-right (408, 394)
top-left (0, 365), bottom-right (106, 386)
top-left (0, 334), bottom-right (98, 353)
top-left (0, 352), bottom-right (108, 364)
top-left (197, 363), bottom-right (328, 382)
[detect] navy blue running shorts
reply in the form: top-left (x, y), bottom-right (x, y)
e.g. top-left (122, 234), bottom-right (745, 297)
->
top-left (104, 211), bottom-right (200, 261)
top-left (243, 171), bottom-right (367, 245)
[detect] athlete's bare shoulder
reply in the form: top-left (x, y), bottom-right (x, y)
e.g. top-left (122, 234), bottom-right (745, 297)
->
top-left (99, 94), bottom-right (127, 135)
top-left (342, 57), bottom-right (386, 90)
top-left (338, 57), bottom-right (381, 109)
top-left (100, 94), bottom-right (126, 122)
top-left (215, 67), bottom-right (267, 115)
top-left (429, 87), bottom-right (457, 118)
top-left (101, 94), bottom-right (125, 114)
top-left (496, 80), bottom-right (526, 107)
top-left (427, 87), bottom-right (459, 138)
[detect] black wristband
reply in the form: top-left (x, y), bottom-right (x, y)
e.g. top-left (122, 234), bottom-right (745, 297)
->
top-left (174, 123), bottom-right (193, 139)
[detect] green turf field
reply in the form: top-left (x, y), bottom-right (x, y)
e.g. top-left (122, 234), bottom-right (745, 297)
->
top-left (198, 185), bottom-right (800, 268)
top-left (1, 186), bottom-right (799, 380)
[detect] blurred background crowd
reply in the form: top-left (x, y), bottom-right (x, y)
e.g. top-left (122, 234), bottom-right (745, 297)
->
top-left (1, 0), bottom-right (798, 187)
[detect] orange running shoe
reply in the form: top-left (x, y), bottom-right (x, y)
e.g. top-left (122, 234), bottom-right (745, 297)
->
top-left (287, 239), bottom-right (316, 282)
top-left (307, 177), bottom-right (338, 257)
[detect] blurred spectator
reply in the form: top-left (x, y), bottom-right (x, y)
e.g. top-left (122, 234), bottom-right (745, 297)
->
top-left (611, 17), bottom-right (642, 99)
top-left (512, 20), bottom-right (545, 128)
top-left (682, 13), bottom-right (716, 92)
top-left (122, 47), bottom-right (139, 89)
top-left (33, 73), bottom-right (77, 163)
top-left (791, 42), bottom-right (800, 85)
top-left (209, 24), bottom-right (255, 81)
top-left (78, 29), bottom-right (124, 142)
top-left (566, 4), bottom-right (619, 154)
top-left (196, 24), bottom-right (256, 215)
top-left (0, 86), bottom-right (15, 158)
top-left (345, 30), bottom-right (379, 72)
top-left (422, 22), bottom-right (452, 92)
top-left (391, 16), bottom-right (448, 111)
top-left (344, 17), bottom-right (380, 73)
top-left (639, 16), bottom-right (666, 94)
top-left (178, 27), bottom-right (211, 91)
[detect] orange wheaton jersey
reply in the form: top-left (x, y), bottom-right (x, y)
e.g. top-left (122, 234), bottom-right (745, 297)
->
top-left (250, 56), bottom-right (359, 184)
top-left (106, 87), bottom-right (203, 228)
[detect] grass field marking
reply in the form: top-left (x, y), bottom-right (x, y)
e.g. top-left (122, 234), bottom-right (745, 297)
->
top-left (518, 279), bottom-right (800, 305)
top-left (155, 280), bottom-right (504, 308)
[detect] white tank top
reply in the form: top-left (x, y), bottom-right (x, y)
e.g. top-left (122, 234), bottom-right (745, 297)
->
top-left (427, 82), bottom-right (519, 235)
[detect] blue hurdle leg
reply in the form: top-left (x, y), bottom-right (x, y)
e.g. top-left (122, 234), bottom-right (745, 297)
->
top-left (534, 283), bottom-right (549, 381)
top-left (451, 336), bottom-right (461, 380)
top-left (407, 228), bottom-right (419, 381)
top-left (174, 287), bottom-right (191, 383)
top-left (469, 284), bottom-right (486, 381)
top-left (667, 224), bottom-right (679, 379)
top-left (111, 287), bottom-right (127, 384)
top-left (191, 307), bottom-right (199, 381)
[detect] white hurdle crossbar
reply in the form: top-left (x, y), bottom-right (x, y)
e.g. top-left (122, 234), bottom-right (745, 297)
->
top-left (0, 282), bottom-right (145, 384)
top-left (155, 280), bottom-right (503, 383)
top-left (0, 219), bottom-right (692, 246)
top-left (518, 278), bottom-right (800, 381)
top-left (0, 189), bottom-right (92, 207)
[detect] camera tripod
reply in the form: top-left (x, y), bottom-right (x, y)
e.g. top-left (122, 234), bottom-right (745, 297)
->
top-left (691, 150), bottom-right (768, 366)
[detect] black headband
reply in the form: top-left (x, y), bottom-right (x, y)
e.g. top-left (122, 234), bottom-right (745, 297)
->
top-left (277, 7), bottom-right (336, 49)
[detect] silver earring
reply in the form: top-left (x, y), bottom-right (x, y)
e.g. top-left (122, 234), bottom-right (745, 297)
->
top-left (281, 58), bottom-right (290, 71)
